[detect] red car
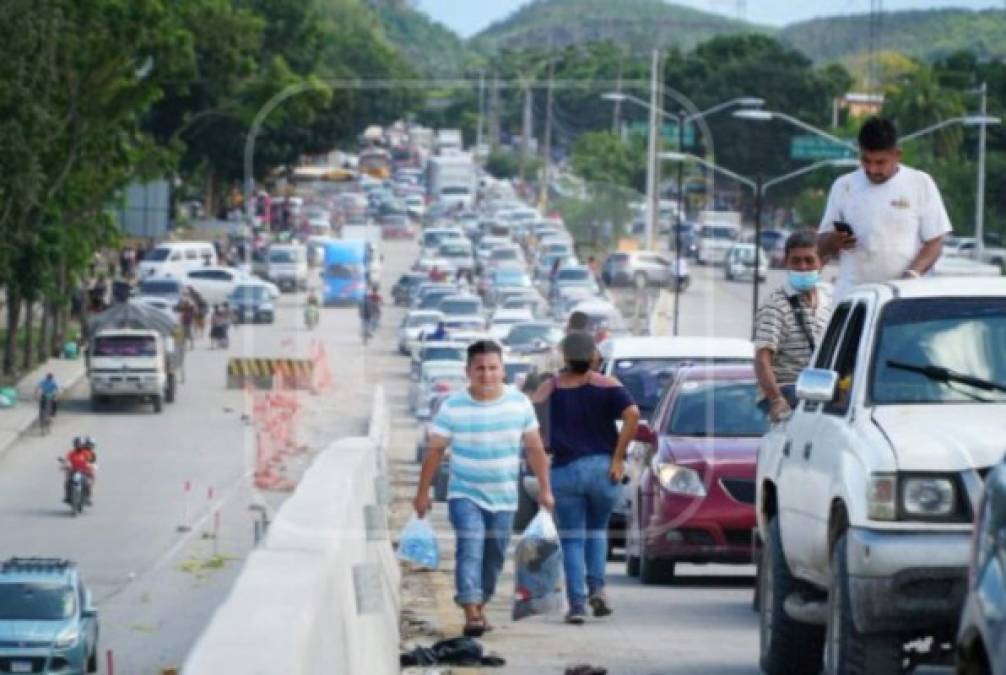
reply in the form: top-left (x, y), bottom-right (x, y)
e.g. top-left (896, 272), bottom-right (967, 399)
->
top-left (625, 365), bottom-right (768, 584)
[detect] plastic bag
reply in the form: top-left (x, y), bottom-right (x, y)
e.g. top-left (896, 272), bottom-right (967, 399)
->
top-left (397, 515), bottom-right (439, 570)
top-left (512, 509), bottom-right (564, 621)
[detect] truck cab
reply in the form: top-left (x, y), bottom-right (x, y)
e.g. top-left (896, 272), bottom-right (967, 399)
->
top-left (88, 328), bottom-right (169, 413)
top-left (756, 277), bottom-right (1006, 673)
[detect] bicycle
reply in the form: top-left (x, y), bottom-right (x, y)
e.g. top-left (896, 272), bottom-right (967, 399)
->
top-left (38, 395), bottom-right (54, 436)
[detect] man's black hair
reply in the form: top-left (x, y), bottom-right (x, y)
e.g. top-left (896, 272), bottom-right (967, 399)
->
top-left (567, 310), bottom-right (589, 332)
top-left (858, 116), bottom-right (898, 152)
top-left (467, 339), bottom-right (502, 364)
top-left (561, 332), bottom-right (596, 375)
top-left (784, 229), bottom-right (819, 259)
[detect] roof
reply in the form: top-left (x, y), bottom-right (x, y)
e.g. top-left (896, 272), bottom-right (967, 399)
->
top-left (675, 364), bottom-right (757, 382)
top-left (851, 277), bottom-right (1006, 301)
top-left (0, 558), bottom-right (76, 584)
top-left (599, 336), bottom-right (754, 361)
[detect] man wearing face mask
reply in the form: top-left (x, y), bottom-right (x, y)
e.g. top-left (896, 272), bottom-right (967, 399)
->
top-left (818, 116), bottom-right (952, 301)
top-left (753, 230), bottom-right (833, 422)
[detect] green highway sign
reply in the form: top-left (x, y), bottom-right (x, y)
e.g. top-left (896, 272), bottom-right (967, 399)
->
top-left (790, 135), bottom-right (857, 160)
top-left (627, 121), bottom-right (696, 149)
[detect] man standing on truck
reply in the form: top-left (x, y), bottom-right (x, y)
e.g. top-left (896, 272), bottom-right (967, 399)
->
top-left (817, 116), bottom-right (952, 300)
top-left (754, 230), bottom-right (833, 422)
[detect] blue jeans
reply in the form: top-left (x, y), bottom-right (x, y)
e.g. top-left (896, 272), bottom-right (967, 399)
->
top-left (551, 454), bottom-right (621, 609)
top-left (448, 498), bottom-right (515, 606)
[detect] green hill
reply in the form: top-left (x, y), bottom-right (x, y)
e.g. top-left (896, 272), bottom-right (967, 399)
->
top-left (470, 0), bottom-right (767, 56)
top-left (366, 0), bottom-right (479, 77)
top-left (780, 8), bottom-right (1006, 64)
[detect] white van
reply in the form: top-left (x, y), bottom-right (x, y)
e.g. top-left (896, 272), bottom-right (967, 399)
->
top-left (695, 222), bottom-right (740, 266)
top-left (138, 242), bottom-right (217, 279)
top-left (266, 243), bottom-right (308, 292)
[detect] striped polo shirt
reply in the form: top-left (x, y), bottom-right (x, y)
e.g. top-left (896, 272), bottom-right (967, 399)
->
top-left (430, 386), bottom-right (538, 512)
top-left (753, 282), bottom-right (833, 396)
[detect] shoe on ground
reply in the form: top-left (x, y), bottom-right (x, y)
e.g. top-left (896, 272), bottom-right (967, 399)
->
top-left (589, 593), bottom-right (612, 617)
top-left (565, 607), bottom-right (587, 625)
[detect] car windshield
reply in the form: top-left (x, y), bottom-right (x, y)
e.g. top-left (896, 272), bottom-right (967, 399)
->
top-left (145, 248), bottom-right (171, 262)
top-left (441, 186), bottom-right (470, 196)
top-left (423, 233), bottom-right (446, 248)
top-left (269, 249), bottom-right (299, 263)
top-left (408, 315), bottom-right (439, 328)
top-left (139, 280), bottom-right (180, 296)
top-left (506, 323), bottom-right (560, 346)
top-left (557, 268), bottom-right (589, 281)
top-left (870, 298), bottom-right (1006, 404)
top-left (0, 582), bottom-right (75, 621)
top-left (93, 335), bottom-right (157, 357)
top-left (439, 246), bottom-right (468, 258)
top-left (231, 285), bottom-right (267, 301)
top-left (326, 263), bottom-right (361, 280)
top-left (733, 247), bottom-right (757, 263)
top-left (700, 226), bottom-right (737, 240)
top-left (419, 292), bottom-right (455, 309)
top-left (666, 380), bottom-right (768, 437)
top-left (492, 249), bottom-right (517, 260)
top-left (614, 357), bottom-right (750, 416)
top-left (440, 299), bottom-right (480, 315)
top-left (422, 347), bottom-right (464, 362)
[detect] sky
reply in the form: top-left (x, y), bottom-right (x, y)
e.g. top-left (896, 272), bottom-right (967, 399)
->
top-left (418, 0), bottom-right (1004, 37)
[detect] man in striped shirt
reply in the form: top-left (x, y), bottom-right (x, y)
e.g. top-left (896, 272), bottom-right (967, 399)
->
top-left (754, 230), bottom-right (833, 422)
top-left (414, 339), bottom-right (554, 636)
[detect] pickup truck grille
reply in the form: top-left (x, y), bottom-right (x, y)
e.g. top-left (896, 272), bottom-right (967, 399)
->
top-left (719, 478), bottom-right (755, 505)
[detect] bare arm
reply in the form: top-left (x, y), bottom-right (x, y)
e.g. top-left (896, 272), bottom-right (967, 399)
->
top-left (817, 230), bottom-right (856, 262)
top-left (755, 347), bottom-right (783, 402)
top-left (907, 236), bottom-right (944, 276)
top-left (522, 429), bottom-right (554, 510)
top-left (610, 404), bottom-right (641, 482)
top-left (413, 434), bottom-right (449, 516)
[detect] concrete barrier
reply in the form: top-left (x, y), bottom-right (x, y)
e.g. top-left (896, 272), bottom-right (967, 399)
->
top-left (184, 389), bottom-right (398, 675)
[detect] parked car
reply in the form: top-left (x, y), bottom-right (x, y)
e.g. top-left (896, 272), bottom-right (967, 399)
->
top-left (625, 366), bottom-right (767, 583)
top-left (0, 557), bottom-right (100, 674)
top-left (756, 277), bottom-right (1006, 674)
top-left (398, 310), bottom-right (444, 355)
top-left (410, 341), bottom-right (466, 380)
top-left (724, 243), bottom-right (768, 282)
top-left (185, 266), bottom-right (279, 305)
top-left (957, 460), bottom-right (1006, 675)
top-left (601, 251), bottom-right (689, 290)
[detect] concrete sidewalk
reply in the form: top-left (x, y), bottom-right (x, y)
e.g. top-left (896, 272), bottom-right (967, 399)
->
top-left (0, 356), bottom-right (87, 458)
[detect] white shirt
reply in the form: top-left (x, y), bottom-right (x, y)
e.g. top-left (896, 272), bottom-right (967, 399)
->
top-left (818, 165), bottom-right (952, 300)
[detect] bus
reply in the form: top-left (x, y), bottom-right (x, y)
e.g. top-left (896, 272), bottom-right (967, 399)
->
top-left (322, 240), bottom-right (368, 306)
top-left (358, 148), bottom-right (392, 180)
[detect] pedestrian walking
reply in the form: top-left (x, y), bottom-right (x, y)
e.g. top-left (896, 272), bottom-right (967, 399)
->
top-left (413, 340), bottom-right (554, 637)
top-left (531, 332), bottom-right (640, 624)
top-left (817, 116), bottom-right (952, 300)
top-left (753, 230), bottom-right (833, 422)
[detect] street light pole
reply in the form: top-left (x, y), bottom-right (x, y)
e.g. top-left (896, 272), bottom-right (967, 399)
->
top-left (977, 81), bottom-right (988, 261)
top-left (673, 113), bottom-right (686, 336)
top-left (645, 50), bottom-right (661, 251)
top-left (752, 174), bottom-right (763, 336)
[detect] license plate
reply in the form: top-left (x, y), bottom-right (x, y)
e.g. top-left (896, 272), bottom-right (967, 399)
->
top-left (10, 661), bottom-right (32, 673)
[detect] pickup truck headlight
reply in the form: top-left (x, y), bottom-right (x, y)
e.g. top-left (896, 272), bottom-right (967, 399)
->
top-left (902, 476), bottom-right (955, 517)
top-left (867, 473), bottom-right (897, 521)
top-left (654, 462), bottom-right (706, 498)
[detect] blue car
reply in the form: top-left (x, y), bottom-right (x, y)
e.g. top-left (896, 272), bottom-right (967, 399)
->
top-left (0, 558), bottom-right (99, 674)
top-left (957, 463), bottom-right (1006, 675)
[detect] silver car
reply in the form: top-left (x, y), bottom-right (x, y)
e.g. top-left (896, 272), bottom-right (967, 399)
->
top-left (602, 250), bottom-right (689, 290)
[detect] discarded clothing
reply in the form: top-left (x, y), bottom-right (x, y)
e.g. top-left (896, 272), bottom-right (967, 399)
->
top-left (400, 636), bottom-right (506, 667)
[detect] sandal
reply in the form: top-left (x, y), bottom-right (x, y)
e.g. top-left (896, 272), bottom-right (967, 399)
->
top-left (462, 616), bottom-right (486, 637)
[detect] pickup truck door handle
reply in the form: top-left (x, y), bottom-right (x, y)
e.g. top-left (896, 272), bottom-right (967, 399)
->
top-left (803, 442), bottom-right (813, 460)
top-left (782, 440), bottom-right (791, 458)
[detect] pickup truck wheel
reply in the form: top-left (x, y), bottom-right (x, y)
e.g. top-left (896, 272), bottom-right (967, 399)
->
top-left (825, 534), bottom-right (904, 674)
top-left (759, 517), bottom-right (825, 675)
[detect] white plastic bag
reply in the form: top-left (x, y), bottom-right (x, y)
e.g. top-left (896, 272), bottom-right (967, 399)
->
top-left (512, 509), bottom-right (564, 620)
top-left (397, 515), bottom-right (439, 570)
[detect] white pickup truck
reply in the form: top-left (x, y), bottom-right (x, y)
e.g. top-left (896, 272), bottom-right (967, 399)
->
top-left (88, 328), bottom-right (171, 413)
top-left (756, 277), bottom-right (1006, 674)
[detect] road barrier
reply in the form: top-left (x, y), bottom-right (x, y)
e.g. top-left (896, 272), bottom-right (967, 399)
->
top-left (226, 358), bottom-right (313, 390)
top-left (184, 387), bottom-right (398, 675)
top-left (309, 340), bottom-right (334, 393)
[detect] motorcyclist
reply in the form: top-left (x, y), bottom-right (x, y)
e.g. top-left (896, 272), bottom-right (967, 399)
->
top-left (359, 285), bottom-right (382, 335)
top-left (304, 291), bottom-right (320, 328)
top-left (36, 373), bottom-right (60, 419)
top-left (63, 436), bottom-right (97, 505)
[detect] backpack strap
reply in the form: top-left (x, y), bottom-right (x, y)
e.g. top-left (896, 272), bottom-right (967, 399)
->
top-left (786, 293), bottom-right (816, 352)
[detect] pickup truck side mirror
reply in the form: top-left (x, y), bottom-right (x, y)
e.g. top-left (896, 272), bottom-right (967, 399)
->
top-left (796, 368), bottom-right (839, 403)
top-left (634, 421), bottom-right (657, 445)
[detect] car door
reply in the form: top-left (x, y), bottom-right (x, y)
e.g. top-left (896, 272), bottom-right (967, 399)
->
top-left (803, 301), bottom-right (871, 575)
top-left (778, 301), bottom-right (852, 580)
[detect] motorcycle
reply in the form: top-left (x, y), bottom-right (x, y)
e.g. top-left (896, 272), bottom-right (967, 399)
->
top-left (57, 458), bottom-right (90, 516)
top-left (304, 304), bottom-right (319, 330)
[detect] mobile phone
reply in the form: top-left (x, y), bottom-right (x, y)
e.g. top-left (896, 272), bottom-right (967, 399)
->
top-left (833, 221), bottom-right (854, 236)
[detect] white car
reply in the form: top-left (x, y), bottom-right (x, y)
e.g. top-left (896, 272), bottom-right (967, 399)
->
top-left (410, 361), bottom-right (467, 418)
top-left (185, 266), bottom-right (279, 305)
top-left (438, 294), bottom-right (485, 331)
top-left (724, 243), bottom-right (769, 282)
top-left (437, 241), bottom-right (475, 274)
top-left (695, 222), bottom-right (740, 265)
top-left (488, 308), bottom-right (535, 341)
top-left (756, 277), bottom-right (1006, 673)
top-left (398, 310), bottom-right (445, 355)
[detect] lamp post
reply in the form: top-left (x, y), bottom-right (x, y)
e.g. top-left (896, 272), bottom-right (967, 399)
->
top-left (662, 152), bottom-right (857, 335)
top-left (732, 108), bottom-right (859, 151)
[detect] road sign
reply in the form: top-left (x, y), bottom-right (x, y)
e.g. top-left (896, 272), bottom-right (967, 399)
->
top-left (790, 135), bottom-right (856, 160)
top-left (627, 121), bottom-right (696, 148)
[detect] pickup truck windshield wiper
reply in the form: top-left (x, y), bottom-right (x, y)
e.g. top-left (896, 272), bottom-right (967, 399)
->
top-left (886, 359), bottom-right (1006, 398)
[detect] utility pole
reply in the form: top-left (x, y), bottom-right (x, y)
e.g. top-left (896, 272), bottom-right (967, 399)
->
top-left (519, 79), bottom-right (534, 182)
top-left (612, 59), bottom-right (624, 134)
top-left (673, 109), bottom-right (685, 336)
top-left (645, 49), bottom-right (661, 251)
top-left (539, 60), bottom-right (555, 211)
top-left (976, 80), bottom-right (989, 261)
top-left (476, 71), bottom-right (486, 153)
top-left (751, 175), bottom-right (764, 338)
top-left (489, 73), bottom-right (501, 151)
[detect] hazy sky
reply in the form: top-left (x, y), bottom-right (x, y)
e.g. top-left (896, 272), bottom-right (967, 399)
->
top-left (418, 0), bottom-right (1004, 37)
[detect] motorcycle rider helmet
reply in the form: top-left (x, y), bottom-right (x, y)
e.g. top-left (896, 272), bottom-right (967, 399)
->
top-left (83, 436), bottom-right (95, 449)
top-left (72, 436), bottom-right (82, 448)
